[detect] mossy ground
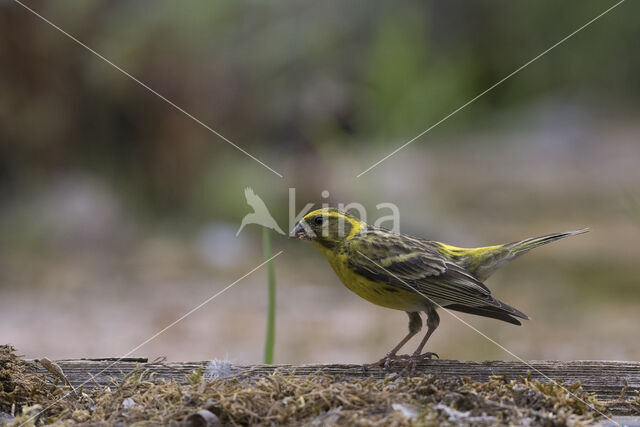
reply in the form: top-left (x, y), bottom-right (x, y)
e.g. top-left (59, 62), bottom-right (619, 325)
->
top-left (1, 345), bottom-right (637, 426)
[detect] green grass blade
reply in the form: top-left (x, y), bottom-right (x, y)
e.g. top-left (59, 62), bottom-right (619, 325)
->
top-left (262, 228), bottom-right (276, 364)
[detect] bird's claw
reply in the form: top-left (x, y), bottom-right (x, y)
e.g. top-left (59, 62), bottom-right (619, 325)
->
top-left (362, 353), bottom-right (412, 372)
top-left (395, 351), bottom-right (440, 377)
top-left (362, 350), bottom-right (439, 374)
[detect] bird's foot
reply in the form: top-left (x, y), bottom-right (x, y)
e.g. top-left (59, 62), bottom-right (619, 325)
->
top-left (362, 351), bottom-right (439, 375)
top-left (394, 352), bottom-right (439, 377)
top-left (362, 353), bottom-right (412, 373)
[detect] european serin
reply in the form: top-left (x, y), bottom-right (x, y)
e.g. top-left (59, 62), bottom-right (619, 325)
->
top-left (291, 208), bottom-right (587, 370)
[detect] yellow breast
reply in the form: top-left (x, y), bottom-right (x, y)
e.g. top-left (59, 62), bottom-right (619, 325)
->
top-left (315, 243), bottom-right (428, 312)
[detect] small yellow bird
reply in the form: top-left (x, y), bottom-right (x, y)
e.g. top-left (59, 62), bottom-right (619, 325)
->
top-left (291, 208), bottom-right (587, 370)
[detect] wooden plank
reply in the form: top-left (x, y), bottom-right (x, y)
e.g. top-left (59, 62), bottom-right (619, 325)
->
top-left (29, 359), bottom-right (640, 415)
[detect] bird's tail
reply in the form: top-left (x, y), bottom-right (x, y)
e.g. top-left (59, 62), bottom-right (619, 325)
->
top-left (436, 229), bottom-right (589, 281)
top-left (502, 229), bottom-right (589, 254)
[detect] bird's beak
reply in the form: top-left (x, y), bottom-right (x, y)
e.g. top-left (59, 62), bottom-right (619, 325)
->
top-left (290, 222), bottom-right (314, 240)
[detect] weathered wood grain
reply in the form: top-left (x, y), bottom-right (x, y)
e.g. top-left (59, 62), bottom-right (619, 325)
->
top-left (28, 359), bottom-right (640, 415)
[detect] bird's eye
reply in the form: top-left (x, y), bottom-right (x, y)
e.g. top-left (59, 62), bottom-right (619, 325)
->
top-left (314, 216), bottom-right (324, 226)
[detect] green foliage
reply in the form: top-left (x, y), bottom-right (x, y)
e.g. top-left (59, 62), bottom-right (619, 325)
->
top-left (263, 228), bottom-right (277, 364)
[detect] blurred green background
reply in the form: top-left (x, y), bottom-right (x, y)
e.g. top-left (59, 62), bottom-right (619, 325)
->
top-left (1, 0), bottom-right (639, 363)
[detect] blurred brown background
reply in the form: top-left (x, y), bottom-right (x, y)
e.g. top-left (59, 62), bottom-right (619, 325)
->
top-left (1, 0), bottom-right (639, 364)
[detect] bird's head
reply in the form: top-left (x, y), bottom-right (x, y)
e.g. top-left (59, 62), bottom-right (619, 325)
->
top-left (290, 208), bottom-right (364, 249)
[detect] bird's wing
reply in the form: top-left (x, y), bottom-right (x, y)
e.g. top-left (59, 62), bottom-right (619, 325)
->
top-left (244, 187), bottom-right (269, 212)
top-left (345, 231), bottom-right (505, 309)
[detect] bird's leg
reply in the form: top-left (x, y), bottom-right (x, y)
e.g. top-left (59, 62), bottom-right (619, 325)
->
top-left (363, 312), bottom-right (421, 371)
top-left (400, 308), bottom-right (440, 376)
